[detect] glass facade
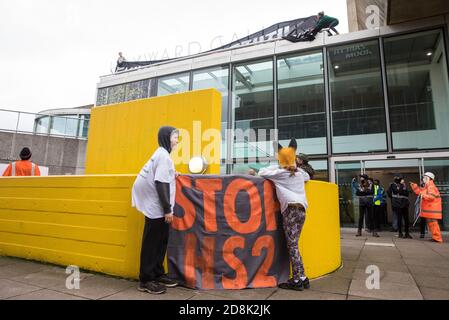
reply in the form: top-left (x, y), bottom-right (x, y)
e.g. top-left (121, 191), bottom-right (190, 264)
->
top-left (96, 27), bottom-right (449, 230)
top-left (277, 51), bottom-right (326, 155)
top-left (328, 40), bottom-right (387, 154)
top-left (95, 27), bottom-right (449, 182)
top-left (232, 60), bottom-right (274, 160)
top-left (157, 73), bottom-right (190, 96)
top-left (32, 114), bottom-right (90, 138)
top-left (385, 29), bottom-right (449, 150)
top-left (192, 66), bottom-right (229, 159)
top-left (423, 158), bottom-right (449, 231)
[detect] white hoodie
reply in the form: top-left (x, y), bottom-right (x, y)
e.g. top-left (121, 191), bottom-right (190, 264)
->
top-left (258, 165), bottom-right (310, 213)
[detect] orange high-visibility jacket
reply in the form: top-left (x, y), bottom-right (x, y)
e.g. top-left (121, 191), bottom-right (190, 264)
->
top-left (2, 160), bottom-right (41, 177)
top-left (411, 180), bottom-right (442, 220)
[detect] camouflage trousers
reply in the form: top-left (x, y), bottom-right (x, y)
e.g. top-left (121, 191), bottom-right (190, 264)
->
top-left (281, 206), bottom-right (306, 280)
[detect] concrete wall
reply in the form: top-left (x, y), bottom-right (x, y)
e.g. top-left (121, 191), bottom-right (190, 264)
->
top-left (0, 131), bottom-right (87, 175)
top-left (347, 0), bottom-right (387, 32)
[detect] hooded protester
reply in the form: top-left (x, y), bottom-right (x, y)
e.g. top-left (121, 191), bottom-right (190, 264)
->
top-left (411, 172), bottom-right (443, 243)
top-left (2, 147), bottom-right (41, 177)
top-left (132, 126), bottom-right (180, 294)
top-left (258, 139), bottom-right (311, 291)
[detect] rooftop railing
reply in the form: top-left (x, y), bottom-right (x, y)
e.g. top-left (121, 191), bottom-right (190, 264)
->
top-left (0, 108), bottom-right (90, 139)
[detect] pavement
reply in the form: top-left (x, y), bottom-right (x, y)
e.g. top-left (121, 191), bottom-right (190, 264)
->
top-left (1, 229), bottom-right (449, 300)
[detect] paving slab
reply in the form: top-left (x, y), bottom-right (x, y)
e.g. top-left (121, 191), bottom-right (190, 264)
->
top-left (197, 288), bottom-right (277, 300)
top-left (348, 279), bottom-right (423, 300)
top-left (408, 265), bottom-right (449, 278)
top-left (420, 287), bottom-right (449, 300)
top-left (308, 276), bottom-right (351, 295)
top-left (102, 286), bottom-right (196, 300)
top-left (346, 295), bottom-right (380, 300)
top-left (0, 279), bottom-right (41, 299)
top-left (7, 289), bottom-right (87, 300)
top-left (403, 257), bottom-right (449, 269)
top-left (188, 292), bottom-right (233, 300)
top-left (10, 266), bottom-right (93, 289)
top-left (352, 269), bottom-right (416, 286)
top-left (49, 274), bottom-right (135, 300)
top-left (331, 260), bottom-right (356, 279)
top-left (341, 247), bottom-right (363, 261)
top-left (0, 256), bottom-right (19, 267)
top-left (358, 255), bottom-right (404, 265)
top-left (413, 274), bottom-right (449, 291)
top-left (268, 289), bottom-right (346, 300)
top-left (0, 260), bottom-right (52, 279)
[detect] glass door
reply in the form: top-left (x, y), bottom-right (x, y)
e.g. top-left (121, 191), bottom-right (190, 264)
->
top-left (362, 159), bottom-right (421, 230)
top-left (335, 161), bottom-right (362, 227)
top-left (423, 158), bottom-right (449, 231)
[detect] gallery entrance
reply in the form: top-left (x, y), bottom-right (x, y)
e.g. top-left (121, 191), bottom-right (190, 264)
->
top-left (333, 158), bottom-right (421, 229)
top-left (331, 153), bottom-right (449, 231)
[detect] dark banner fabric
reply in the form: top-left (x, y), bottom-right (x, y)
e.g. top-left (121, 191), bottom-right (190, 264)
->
top-left (114, 16), bottom-right (317, 72)
top-left (168, 175), bottom-right (290, 290)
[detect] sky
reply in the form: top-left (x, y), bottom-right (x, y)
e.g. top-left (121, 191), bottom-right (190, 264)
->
top-left (0, 0), bottom-right (348, 114)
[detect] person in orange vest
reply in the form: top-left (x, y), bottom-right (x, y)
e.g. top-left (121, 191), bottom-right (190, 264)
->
top-left (2, 147), bottom-right (41, 177)
top-left (410, 172), bottom-right (443, 243)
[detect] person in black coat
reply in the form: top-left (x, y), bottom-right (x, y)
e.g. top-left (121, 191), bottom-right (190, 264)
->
top-left (352, 174), bottom-right (378, 237)
top-left (387, 175), bottom-right (412, 239)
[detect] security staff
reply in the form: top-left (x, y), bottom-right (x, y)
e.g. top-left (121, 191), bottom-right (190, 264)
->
top-left (387, 175), bottom-right (411, 239)
top-left (411, 172), bottom-right (443, 243)
top-left (353, 174), bottom-right (378, 237)
top-left (2, 147), bottom-right (41, 177)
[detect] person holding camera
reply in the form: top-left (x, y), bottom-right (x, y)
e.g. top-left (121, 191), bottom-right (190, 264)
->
top-left (387, 175), bottom-right (411, 239)
top-left (352, 174), bottom-right (378, 237)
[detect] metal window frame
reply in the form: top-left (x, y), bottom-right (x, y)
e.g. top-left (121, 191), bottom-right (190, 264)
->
top-left (329, 151), bottom-right (449, 183)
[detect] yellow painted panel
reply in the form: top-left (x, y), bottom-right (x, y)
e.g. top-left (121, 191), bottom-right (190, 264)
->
top-left (0, 210), bottom-right (126, 230)
top-left (301, 181), bottom-right (341, 278)
top-left (0, 220), bottom-right (126, 245)
top-left (85, 89), bottom-right (222, 175)
top-left (0, 241), bottom-right (125, 277)
top-left (0, 174), bottom-right (340, 281)
top-left (0, 175), bottom-right (144, 278)
top-left (0, 232), bottom-right (126, 261)
top-left (0, 197), bottom-right (130, 217)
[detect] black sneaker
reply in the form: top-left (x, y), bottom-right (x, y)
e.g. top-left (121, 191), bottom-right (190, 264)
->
top-left (398, 233), bottom-right (404, 238)
top-left (278, 278), bottom-right (304, 291)
top-left (405, 234), bottom-right (413, 239)
top-left (137, 281), bottom-right (166, 294)
top-left (156, 274), bottom-right (178, 288)
top-left (420, 234), bottom-right (425, 239)
top-left (302, 278), bottom-right (310, 289)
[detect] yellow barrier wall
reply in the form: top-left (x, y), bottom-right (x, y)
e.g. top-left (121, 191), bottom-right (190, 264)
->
top-left (0, 176), bottom-right (340, 280)
top-left (300, 180), bottom-right (341, 279)
top-left (0, 175), bottom-right (143, 279)
top-left (85, 89), bottom-right (222, 175)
